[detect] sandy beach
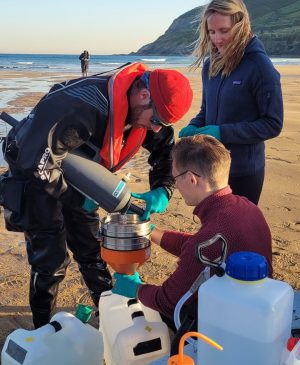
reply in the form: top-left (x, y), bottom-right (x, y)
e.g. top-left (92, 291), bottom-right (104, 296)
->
top-left (0, 65), bottom-right (299, 350)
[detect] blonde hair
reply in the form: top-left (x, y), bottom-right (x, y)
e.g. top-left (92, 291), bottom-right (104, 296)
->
top-left (172, 135), bottom-right (231, 189)
top-left (192, 0), bottom-right (252, 77)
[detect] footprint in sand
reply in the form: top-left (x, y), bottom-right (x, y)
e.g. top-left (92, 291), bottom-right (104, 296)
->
top-left (266, 156), bottom-right (291, 164)
top-left (272, 235), bottom-right (289, 248)
top-left (276, 221), bottom-right (300, 232)
top-left (0, 275), bottom-right (25, 288)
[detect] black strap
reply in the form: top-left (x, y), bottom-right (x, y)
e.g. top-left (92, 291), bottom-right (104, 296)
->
top-left (170, 314), bottom-right (196, 357)
top-left (49, 320), bottom-right (62, 332)
top-left (93, 62), bottom-right (132, 77)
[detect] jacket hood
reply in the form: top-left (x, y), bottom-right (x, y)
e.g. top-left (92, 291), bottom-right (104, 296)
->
top-left (244, 35), bottom-right (266, 56)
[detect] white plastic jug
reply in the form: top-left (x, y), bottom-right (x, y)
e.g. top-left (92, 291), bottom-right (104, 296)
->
top-left (1, 311), bottom-right (104, 365)
top-left (197, 252), bottom-right (294, 365)
top-left (99, 291), bottom-right (170, 365)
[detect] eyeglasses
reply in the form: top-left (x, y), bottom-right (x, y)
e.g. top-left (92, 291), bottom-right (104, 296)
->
top-left (151, 117), bottom-right (170, 128)
top-left (151, 103), bottom-right (170, 128)
top-left (173, 170), bottom-right (202, 180)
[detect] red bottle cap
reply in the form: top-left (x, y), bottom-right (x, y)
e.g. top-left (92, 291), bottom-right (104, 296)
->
top-left (287, 337), bottom-right (300, 352)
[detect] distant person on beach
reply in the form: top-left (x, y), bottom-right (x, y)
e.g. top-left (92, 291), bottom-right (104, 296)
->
top-left (113, 135), bottom-right (273, 330)
top-left (178, 0), bottom-right (283, 205)
top-left (79, 50), bottom-right (90, 77)
top-left (2, 63), bottom-right (192, 328)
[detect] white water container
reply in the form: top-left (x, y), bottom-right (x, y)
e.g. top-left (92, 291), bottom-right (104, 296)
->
top-left (198, 252), bottom-right (294, 365)
top-left (1, 312), bottom-right (104, 365)
top-left (99, 291), bottom-right (170, 365)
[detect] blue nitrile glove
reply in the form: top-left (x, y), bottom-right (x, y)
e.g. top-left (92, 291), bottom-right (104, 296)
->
top-left (131, 187), bottom-right (169, 221)
top-left (82, 197), bottom-right (99, 212)
top-left (178, 124), bottom-right (201, 138)
top-left (112, 272), bottom-right (143, 298)
top-left (195, 125), bottom-right (221, 141)
top-left (150, 223), bottom-right (155, 232)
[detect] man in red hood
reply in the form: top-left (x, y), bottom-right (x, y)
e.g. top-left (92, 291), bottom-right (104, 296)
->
top-left (2, 62), bottom-right (193, 328)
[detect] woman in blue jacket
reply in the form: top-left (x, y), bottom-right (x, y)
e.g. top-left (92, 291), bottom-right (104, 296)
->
top-left (179, 0), bottom-right (283, 204)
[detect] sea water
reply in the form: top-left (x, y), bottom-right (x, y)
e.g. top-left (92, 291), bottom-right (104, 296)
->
top-left (0, 53), bottom-right (197, 74)
top-left (1, 54), bottom-right (300, 166)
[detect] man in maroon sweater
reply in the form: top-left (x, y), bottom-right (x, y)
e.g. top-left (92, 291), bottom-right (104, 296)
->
top-left (113, 135), bottom-right (272, 324)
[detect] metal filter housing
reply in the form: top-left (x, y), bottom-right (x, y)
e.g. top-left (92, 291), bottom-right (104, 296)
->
top-left (100, 213), bottom-right (151, 274)
top-left (101, 213), bottom-right (151, 251)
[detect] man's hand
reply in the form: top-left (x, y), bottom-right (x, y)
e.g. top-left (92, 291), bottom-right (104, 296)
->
top-left (112, 272), bottom-right (142, 298)
top-left (131, 187), bottom-right (169, 221)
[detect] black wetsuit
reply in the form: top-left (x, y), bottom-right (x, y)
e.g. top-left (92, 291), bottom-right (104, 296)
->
top-left (2, 69), bottom-right (174, 328)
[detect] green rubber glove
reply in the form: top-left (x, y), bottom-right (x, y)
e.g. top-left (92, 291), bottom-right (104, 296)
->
top-left (112, 272), bottom-right (142, 298)
top-left (178, 124), bottom-right (201, 138)
top-left (196, 125), bottom-right (221, 141)
top-left (82, 197), bottom-right (99, 213)
top-left (131, 187), bottom-right (169, 221)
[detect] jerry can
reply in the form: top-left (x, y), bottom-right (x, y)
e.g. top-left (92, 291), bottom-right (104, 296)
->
top-left (99, 291), bottom-right (170, 364)
top-left (1, 311), bottom-right (104, 365)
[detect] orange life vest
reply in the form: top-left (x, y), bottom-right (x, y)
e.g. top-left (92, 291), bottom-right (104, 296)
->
top-left (100, 63), bottom-right (149, 172)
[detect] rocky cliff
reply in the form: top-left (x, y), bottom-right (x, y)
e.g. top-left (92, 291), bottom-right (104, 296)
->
top-left (133, 0), bottom-right (300, 56)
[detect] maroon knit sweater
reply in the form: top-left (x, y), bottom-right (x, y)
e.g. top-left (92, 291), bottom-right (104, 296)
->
top-left (137, 186), bottom-right (272, 319)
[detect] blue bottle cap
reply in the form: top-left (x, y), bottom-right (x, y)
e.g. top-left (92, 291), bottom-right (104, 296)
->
top-left (225, 252), bottom-right (268, 281)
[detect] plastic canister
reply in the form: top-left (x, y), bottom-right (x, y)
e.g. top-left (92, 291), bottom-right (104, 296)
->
top-left (99, 291), bottom-right (170, 365)
top-left (197, 252), bottom-right (294, 365)
top-left (1, 312), bottom-right (104, 365)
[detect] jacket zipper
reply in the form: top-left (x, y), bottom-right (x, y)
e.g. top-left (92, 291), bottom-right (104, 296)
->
top-left (33, 272), bottom-right (38, 292)
top-left (215, 77), bottom-right (226, 123)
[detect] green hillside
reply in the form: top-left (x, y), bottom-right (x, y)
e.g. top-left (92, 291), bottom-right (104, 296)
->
top-left (133, 0), bottom-right (300, 56)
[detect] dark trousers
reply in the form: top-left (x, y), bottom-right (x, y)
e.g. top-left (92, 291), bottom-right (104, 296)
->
top-left (20, 184), bottom-right (112, 328)
top-left (229, 168), bottom-right (265, 205)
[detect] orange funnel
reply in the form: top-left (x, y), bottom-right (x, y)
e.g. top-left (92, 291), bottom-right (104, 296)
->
top-left (101, 246), bottom-right (151, 275)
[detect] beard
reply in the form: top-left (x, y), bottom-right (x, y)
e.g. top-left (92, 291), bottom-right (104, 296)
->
top-left (128, 103), bottom-right (152, 125)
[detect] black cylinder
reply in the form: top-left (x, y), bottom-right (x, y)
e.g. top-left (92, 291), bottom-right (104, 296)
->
top-left (0, 112), bottom-right (144, 215)
top-left (63, 153), bottom-right (133, 213)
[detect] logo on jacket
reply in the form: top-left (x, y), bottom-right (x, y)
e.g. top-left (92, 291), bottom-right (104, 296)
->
top-left (233, 80), bottom-right (242, 85)
top-left (37, 148), bottom-right (51, 181)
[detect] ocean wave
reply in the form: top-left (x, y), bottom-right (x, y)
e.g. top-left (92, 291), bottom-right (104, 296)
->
top-left (271, 58), bottom-right (300, 65)
top-left (97, 62), bottom-right (123, 65)
top-left (16, 61), bottom-right (33, 65)
top-left (141, 58), bottom-right (166, 63)
top-left (0, 64), bottom-right (64, 70)
top-left (0, 65), bottom-right (18, 69)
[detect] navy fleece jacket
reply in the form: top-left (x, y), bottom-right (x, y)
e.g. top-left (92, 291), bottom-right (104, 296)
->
top-left (189, 36), bottom-right (283, 177)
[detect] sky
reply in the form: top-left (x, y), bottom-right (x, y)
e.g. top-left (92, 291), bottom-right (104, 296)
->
top-left (1, 0), bottom-right (209, 55)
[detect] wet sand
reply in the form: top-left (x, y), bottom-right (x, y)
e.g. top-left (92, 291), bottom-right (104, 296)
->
top-left (0, 66), bottom-right (299, 349)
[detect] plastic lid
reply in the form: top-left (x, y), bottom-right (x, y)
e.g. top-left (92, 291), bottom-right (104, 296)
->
top-left (225, 252), bottom-right (268, 281)
top-left (75, 304), bottom-right (93, 323)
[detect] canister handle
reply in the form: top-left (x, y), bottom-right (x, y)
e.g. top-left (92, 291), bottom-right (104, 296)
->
top-left (195, 233), bottom-right (228, 276)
